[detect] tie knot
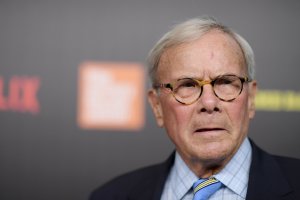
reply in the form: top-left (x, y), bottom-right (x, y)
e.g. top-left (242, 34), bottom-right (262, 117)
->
top-left (192, 177), bottom-right (222, 200)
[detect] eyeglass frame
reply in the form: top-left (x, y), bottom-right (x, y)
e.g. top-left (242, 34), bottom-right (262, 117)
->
top-left (152, 74), bottom-right (252, 105)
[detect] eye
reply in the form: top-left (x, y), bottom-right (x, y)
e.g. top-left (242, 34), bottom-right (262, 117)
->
top-left (216, 77), bottom-right (234, 85)
top-left (214, 75), bottom-right (242, 91)
top-left (174, 79), bottom-right (199, 98)
top-left (178, 79), bottom-right (197, 88)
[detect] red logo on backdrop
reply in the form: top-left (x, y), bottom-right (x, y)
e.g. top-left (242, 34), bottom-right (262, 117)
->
top-left (0, 76), bottom-right (41, 114)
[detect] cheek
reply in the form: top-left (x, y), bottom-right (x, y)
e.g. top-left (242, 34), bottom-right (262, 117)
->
top-left (227, 96), bottom-right (251, 137)
top-left (161, 100), bottom-right (194, 136)
top-left (231, 101), bottom-right (247, 118)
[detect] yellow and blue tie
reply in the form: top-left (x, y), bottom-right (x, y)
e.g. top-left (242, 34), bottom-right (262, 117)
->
top-left (192, 177), bottom-right (222, 200)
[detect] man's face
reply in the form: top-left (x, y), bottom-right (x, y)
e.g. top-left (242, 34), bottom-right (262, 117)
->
top-left (148, 31), bottom-right (256, 172)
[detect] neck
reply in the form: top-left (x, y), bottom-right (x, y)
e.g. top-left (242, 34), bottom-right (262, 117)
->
top-left (180, 153), bottom-right (233, 178)
top-left (193, 160), bottom-right (225, 178)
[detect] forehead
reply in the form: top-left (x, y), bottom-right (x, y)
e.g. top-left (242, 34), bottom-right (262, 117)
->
top-left (157, 30), bottom-right (246, 80)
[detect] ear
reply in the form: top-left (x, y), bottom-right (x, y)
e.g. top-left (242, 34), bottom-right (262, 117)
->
top-left (148, 89), bottom-right (164, 127)
top-left (248, 80), bottom-right (257, 119)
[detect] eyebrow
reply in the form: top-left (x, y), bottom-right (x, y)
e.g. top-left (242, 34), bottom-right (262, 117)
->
top-left (174, 75), bottom-right (203, 81)
top-left (175, 73), bottom-right (243, 81)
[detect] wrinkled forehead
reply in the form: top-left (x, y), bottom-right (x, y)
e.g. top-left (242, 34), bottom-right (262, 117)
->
top-left (156, 31), bottom-right (246, 80)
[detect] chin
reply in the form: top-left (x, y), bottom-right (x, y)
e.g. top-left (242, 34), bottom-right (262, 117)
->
top-left (192, 142), bottom-right (233, 164)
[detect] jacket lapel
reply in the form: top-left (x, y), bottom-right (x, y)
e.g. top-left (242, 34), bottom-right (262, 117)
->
top-left (128, 153), bottom-right (175, 200)
top-left (246, 141), bottom-right (295, 200)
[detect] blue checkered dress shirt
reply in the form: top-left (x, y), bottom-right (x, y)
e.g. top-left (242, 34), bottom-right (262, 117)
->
top-left (160, 137), bottom-right (252, 200)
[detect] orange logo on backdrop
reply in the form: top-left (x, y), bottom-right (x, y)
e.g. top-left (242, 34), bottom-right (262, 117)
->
top-left (77, 62), bottom-right (145, 131)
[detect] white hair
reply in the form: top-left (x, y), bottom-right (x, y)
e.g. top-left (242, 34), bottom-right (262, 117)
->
top-left (147, 16), bottom-right (255, 84)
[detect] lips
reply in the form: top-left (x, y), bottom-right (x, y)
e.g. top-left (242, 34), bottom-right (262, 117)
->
top-left (195, 128), bottom-right (225, 133)
top-left (196, 128), bottom-right (224, 132)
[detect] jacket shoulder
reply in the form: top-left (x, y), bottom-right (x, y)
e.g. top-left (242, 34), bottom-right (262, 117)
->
top-left (89, 154), bottom-right (174, 200)
top-left (274, 155), bottom-right (300, 169)
top-left (273, 155), bottom-right (300, 187)
top-left (247, 141), bottom-right (300, 200)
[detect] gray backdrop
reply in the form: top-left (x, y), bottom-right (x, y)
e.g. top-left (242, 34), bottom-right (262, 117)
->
top-left (0, 1), bottom-right (300, 200)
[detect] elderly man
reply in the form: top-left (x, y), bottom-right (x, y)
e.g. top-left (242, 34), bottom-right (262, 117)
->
top-left (90, 17), bottom-right (300, 200)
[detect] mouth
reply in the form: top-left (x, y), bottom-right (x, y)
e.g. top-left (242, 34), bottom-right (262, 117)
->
top-left (194, 128), bottom-right (225, 133)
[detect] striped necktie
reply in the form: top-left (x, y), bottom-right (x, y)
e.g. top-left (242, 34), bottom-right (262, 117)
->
top-left (192, 177), bottom-right (222, 200)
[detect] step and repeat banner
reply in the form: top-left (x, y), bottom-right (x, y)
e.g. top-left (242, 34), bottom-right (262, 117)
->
top-left (1, 1), bottom-right (299, 200)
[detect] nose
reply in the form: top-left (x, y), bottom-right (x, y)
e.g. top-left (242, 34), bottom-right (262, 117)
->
top-left (197, 84), bottom-right (220, 113)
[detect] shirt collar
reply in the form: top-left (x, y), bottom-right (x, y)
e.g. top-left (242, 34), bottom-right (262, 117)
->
top-left (215, 137), bottom-right (252, 198)
top-left (170, 137), bottom-right (252, 199)
top-left (170, 151), bottom-right (198, 199)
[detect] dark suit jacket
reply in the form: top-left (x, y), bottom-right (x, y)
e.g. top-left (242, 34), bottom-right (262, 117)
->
top-left (90, 141), bottom-right (300, 200)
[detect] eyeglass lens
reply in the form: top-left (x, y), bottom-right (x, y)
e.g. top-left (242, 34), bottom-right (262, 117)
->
top-left (173, 75), bottom-right (244, 104)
